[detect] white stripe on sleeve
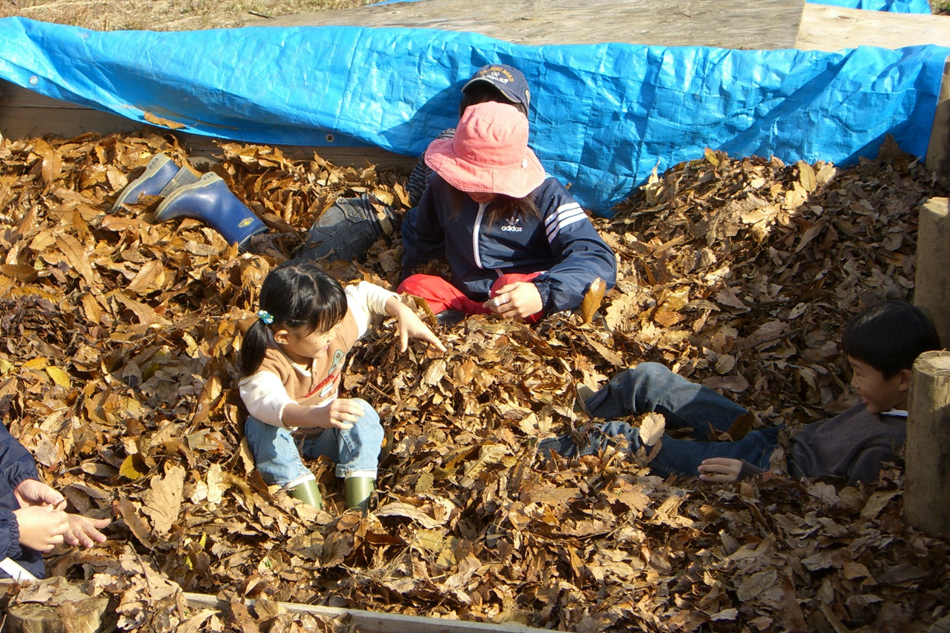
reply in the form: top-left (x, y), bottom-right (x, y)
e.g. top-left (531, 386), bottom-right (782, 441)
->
top-left (545, 202), bottom-right (586, 242)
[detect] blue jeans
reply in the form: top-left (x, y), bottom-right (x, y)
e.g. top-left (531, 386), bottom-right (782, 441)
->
top-left (294, 194), bottom-right (397, 264)
top-left (539, 363), bottom-right (780, 477)
top-left (243, 398), bottom-right (384, 488)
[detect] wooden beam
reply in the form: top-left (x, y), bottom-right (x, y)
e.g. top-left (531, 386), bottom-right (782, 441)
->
top-left (182, 592), bottom-right (552, 632)
top-left (0, 79), bottom-right (416, 172)
top-left (905, 350), bottom-right (950, 536)
top-left (0, 579), bottom-right (550, 632)
top-left (926, 62), bottom-right (950, 182)
top-left (4, 598), bottom-right (109, 633)
top-left (914, 198), bottom-right (950, 346)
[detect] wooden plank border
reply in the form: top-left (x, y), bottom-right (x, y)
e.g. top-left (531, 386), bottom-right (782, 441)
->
top-left (183, 592), bottom-right (553, 633)
top-left (0, 79), bottom-right (417, 172)
top-left (0, 580), bottom-right (551, 633)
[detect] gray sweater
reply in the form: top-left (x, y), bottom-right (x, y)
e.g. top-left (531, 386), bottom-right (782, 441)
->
top-left (742, 404), bottom-right (906, 486)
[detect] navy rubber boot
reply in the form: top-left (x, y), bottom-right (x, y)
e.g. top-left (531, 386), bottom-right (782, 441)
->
top-left (112, 154), bottom-right (179, 210)
top-left (155, 173), bottom-right (268, 248)
top-left (294, 194), bottom-right (398, 263)
top-left (158, 164), bottom-right (201, 197)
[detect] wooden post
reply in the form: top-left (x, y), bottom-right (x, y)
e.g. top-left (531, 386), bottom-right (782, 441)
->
top-left (926, 58), bottom-right (950, 182)
top-left (5, 598), bottom-right (109, 633)
top-left (905, 350), bottom-right (950, 536)
top-left (915, 198), bottom-right (950, 348)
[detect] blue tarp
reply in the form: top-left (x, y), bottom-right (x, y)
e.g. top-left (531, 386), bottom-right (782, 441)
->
top-left (0, 17), bottom-right (947, 214)
top-left (809, 0), bottom-right (931, 14)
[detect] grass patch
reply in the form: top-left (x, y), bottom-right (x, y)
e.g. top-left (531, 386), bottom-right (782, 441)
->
top-left (0, 0), bottom-right (372, 31)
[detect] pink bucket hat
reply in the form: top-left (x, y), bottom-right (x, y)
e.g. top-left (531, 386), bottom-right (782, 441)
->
top-left (424, 101), bottom-right (546, 199)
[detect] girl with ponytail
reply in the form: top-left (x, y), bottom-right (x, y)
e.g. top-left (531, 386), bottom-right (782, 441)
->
top-left (239, 261), bottom-right (445, 511)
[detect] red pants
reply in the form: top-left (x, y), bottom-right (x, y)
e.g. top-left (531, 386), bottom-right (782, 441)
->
top-left (398, 273), bottom-right (543, 320)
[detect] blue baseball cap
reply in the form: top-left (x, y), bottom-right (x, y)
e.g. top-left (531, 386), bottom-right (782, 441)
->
top-left (462, 64), bottom-right (531, 111)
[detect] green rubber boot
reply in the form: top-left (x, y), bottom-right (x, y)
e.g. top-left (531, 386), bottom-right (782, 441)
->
top-left (288, 479), bottom-right (323, 509)
top-left (344, 477), bottom-right (375, 514)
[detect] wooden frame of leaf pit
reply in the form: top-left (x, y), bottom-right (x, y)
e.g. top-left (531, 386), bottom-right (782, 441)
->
top-left (0, 579), bottom-right (553, 632)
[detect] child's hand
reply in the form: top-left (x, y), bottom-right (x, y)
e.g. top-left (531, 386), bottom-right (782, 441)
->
top-left (14, 505), bottom-right (70, 552)
top-left (323, 398), bottom-right (365, 431)
top-left (485, 282), bottom-right (543, 320)
top-left (387, 298), bottom-right (447, 353)
top-left (698, 458), bottom-right (744, 482)
top-left (14, 479), bottom-right (66, 510)
top-left (64, 514), bottom-right (111, 548)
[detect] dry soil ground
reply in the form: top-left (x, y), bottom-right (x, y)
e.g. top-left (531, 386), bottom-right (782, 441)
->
top-left (0, 0), bottom-right (370, 31)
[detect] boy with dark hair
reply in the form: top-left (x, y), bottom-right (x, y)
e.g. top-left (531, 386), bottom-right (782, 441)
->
top-left (540, 300), bottom-right (941, 486)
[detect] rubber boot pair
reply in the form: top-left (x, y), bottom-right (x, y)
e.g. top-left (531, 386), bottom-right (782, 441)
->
top-left (287, 477), bottom-right (374, 513)
top-left (112, 154), bottom-right (268, 249)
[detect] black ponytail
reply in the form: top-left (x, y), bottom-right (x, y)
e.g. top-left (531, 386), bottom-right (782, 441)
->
top-left (240, 261), bottom-right (347, 377)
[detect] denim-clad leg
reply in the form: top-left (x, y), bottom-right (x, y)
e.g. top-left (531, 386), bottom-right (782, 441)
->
top-left (294, 195), bottom-right (396, 264)
top-left (298, 399), bottom-right (384, 478)
top-left (244, 415), bottom-right (314, 488)
top-left (538, 363), bottom-right (781, 478)
top-left (538, 421), bottom-right (781, 478)
top-left (583, 363), bottom-right (748, 438)
top-left (243, 398), bottom-right (384, 487)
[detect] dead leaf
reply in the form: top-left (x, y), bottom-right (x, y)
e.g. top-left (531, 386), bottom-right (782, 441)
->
top-left (143, 111), bottom-right (187, 129)
top-left (142, 464), bottom-right (186, 535)
top-left (579, 278), bottom-right (606, 325)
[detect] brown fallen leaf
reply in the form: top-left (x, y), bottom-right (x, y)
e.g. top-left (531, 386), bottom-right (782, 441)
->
top-left (579, 277), bottom-right (606, 325)
top-left (143, 111), bottom-right (187, 130)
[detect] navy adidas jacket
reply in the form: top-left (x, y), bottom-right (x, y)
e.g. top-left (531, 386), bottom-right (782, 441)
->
top-left (0, 423), bottom-right (44, 579)
top-left (401, 175), bottom-right (617, 312)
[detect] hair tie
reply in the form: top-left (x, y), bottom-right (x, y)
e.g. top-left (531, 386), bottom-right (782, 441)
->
top-left (257, 310), bottom-right (274, 325)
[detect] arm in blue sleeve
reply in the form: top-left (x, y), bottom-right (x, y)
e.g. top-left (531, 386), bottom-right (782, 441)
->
top-left (0, 424), bottom-right (39, 494)
top-left (400, 179), bottom-right (448, 283)
top-left (0, 507), bottom-right (22, 564)
top-left (532, 180), bottom-right (617, 312)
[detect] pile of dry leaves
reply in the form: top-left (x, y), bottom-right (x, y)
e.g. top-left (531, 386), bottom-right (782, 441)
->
top-left (0, 128), bottom-right (948, 632)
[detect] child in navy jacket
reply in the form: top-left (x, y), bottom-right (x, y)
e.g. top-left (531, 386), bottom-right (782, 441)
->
top-left (0, 423), bottom-right (110, 580)
top-left (400, 102), bottom-right (616, 322)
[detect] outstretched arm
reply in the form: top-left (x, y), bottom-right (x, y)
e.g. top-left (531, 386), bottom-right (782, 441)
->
top-left (697, 458), bottom-right (745, 482)
top-left (346, 281), bottom-right (446, 352)
top-left (64, 514), bottom-right (110, 548)
top-left (698, 457), bottom-right (768, 482)
top-left (385, 296), bottom-right (446, 353)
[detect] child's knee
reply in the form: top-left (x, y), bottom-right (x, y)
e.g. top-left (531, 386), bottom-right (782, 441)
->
top-left (352, 399), bottom-right (379, 420)
top-left (631, 362), bottom-right (670, 380)
top-left (352, 400), bottom-right (384, 441)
